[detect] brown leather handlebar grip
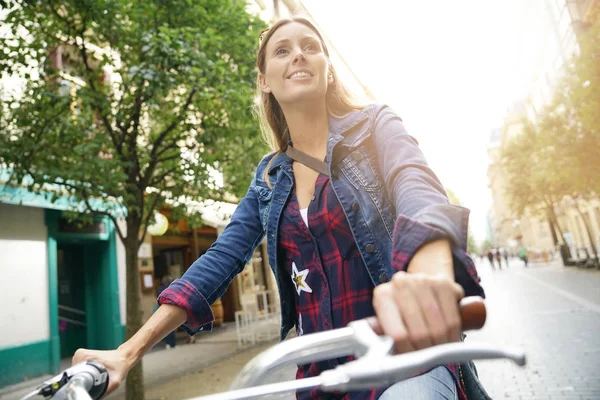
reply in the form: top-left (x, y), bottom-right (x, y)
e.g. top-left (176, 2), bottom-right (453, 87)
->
top-left (366, 296), bottom-right (486, 334)
top-left (458, 296), bottom-right (486, 331)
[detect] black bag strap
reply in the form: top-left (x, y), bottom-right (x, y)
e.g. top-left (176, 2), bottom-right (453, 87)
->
top-left (286, 145), bottom-right (329, 176)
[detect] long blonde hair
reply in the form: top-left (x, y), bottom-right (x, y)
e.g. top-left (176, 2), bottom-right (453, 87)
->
top-left (254, 17), bottom-right (366, 157)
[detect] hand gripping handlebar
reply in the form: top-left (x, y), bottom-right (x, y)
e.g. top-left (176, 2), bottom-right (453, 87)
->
top-left (190, 297), bottom-right (525, 400)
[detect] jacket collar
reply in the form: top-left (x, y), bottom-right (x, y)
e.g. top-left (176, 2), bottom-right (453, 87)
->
top-left (267, 151), bottom-right (292, 174)
top-left (328, 108), bottom-right (369, 137)
top-left (267, 106), bottom-right (371, 175)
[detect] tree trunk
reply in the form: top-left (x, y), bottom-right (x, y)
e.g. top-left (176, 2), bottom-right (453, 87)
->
top-left (547, 203), bottom-right (566, 245)
top-left (547, 216), bottom-right (559, 246)
top-left (574, 202), bottom-right (599, 267)
top-left (124, 217), bottom-right (145, 400)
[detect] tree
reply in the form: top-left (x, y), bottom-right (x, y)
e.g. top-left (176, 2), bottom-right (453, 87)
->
top-left (500, 8), bottom-right (599, 263)
top-left (499, 119), bottom-right (568, 246)
top-left (0, 1), bottom-right (266, 398)
top-left (537, 9), bottom-right (599, 261)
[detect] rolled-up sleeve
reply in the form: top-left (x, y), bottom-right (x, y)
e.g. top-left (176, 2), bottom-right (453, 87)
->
top-left (158, 181), bottom-right (265, 335)
top-left (390, 216), bottom-right (484, 297)
top-left (157, 280), bottom-right (214, 334)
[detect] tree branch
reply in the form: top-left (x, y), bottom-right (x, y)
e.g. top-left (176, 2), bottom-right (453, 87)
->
top-left (138, 192), bottom-right (163, 247)
top-left (156, 153), bottom-right (182, 164)
top-left (149, 166), bottom-right (180, 187)
top-left (143, 87), bottom-right (198, 186)
top-left (127, 86), bottom-right (146, 184)
top-left (155, 142), bottom-right (181, 158)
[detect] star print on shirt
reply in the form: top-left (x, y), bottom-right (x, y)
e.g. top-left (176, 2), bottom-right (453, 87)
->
top-left (291, 262), bottom-right (312, 295)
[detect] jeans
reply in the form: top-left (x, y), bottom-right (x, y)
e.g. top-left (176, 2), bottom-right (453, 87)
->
top-left (379, 366), bottom-right (457, 400)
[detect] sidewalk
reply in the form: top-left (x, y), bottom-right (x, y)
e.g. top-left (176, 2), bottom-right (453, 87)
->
top-left (0, 323), bottom-right (279, 400)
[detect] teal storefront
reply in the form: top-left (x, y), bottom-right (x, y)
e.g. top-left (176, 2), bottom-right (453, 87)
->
top-left (0, 186), bottom-right (124, 388)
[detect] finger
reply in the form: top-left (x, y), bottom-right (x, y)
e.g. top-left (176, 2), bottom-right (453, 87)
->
top-left (372, 284), bottom-right (414, 354)
top-left (392, 275), bottom-right (433, 350)
top-left (434, 279), bottom-right (465, 342)
top-left (72, 348), bottom-right (91, 365)
top-left (409, 279), bottom-right (447, 346)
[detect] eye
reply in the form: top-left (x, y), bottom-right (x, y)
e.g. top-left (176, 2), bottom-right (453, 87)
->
top-left (304, 42), bottom-right (320, 53)
top-left (275, 48), bottom-right (288, 56)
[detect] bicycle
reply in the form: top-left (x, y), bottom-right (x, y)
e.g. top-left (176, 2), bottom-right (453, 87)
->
top-left (20, 297), bottom-right (526, 400)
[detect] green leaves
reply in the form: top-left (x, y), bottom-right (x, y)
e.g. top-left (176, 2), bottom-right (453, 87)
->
top-left (500, 9), bottom-right (600, 227)
top-left (1, 0), bottom-right (267, 239)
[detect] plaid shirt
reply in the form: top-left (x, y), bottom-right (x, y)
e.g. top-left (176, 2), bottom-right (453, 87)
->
top-left (158, 175), bottom-right (483, 399)
top-left (278, 174), bottom-right (467, 400)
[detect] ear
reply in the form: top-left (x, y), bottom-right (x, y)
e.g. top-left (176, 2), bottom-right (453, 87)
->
top-left (259, 73), bottom-right (271, 93)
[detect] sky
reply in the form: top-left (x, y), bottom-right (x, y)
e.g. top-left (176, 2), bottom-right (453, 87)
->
top-left (301, 0), bottom-right (542, 243)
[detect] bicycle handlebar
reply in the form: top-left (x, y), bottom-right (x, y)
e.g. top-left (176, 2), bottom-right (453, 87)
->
top-left (19, 361), bottom-right (108, 400)
top-left (23, 297), bottom-right (526, 400)
top-left (228, 296), bottom-right (488, 391)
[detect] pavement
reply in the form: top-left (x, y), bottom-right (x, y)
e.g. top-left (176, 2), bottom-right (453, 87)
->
top-left (466, 257), bottom-right (600, 399)
top-left (0, 323), bottom-right (280, 400)
top-left (2, 257), bottom-right (599, 399)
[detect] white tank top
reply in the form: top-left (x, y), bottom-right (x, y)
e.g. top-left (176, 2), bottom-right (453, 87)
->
top-left (300, 208), bottom-right (308, 226)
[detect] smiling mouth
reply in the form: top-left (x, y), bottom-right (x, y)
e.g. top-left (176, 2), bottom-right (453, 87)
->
top-left (288, 71), bottom-right (313, 79)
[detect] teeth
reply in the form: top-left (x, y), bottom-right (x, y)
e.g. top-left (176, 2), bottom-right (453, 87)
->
top-left (290, 72), bottom-right (311, 78)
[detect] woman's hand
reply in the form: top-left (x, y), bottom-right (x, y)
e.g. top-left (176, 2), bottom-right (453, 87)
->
top-left (372, 271), bottom-right (465, 353)
top-left (72, 347), bottom-right (134, 397)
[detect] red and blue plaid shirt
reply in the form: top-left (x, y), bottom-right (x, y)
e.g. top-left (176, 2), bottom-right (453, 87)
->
top-left (278, 174), bottom-right (467, 400)
top-left (158, 174), bottom-right (483, 399)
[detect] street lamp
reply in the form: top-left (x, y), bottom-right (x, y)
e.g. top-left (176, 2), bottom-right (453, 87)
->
top-left (147, 212), bottom-right (169, 236)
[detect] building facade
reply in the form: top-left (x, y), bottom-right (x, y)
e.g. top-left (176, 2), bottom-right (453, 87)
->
top-left (0, 189), bottom-right (127, 387)
top-left (487, 0), bottom-right (599, 260)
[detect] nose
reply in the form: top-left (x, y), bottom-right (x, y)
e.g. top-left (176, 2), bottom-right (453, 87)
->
top-left (291, 47), bottom-right (306, 64)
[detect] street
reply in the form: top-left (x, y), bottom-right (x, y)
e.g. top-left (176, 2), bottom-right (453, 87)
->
top-left (2, 258), bottom-right (598, 400)
top-left (144, 258), bottom-right (600, 399)
top-left (467, 257), bottom-right (600, 399)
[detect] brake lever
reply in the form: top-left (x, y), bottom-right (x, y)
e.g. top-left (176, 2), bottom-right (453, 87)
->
top-left (19, 361), bottom-right (108, 400)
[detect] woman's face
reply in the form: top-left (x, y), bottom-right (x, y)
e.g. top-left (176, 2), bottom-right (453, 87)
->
top-left (260, 22), bottom-right (332, 106)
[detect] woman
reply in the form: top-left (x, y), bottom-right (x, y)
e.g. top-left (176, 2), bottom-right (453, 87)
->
top-left (73, 17), bottom-right (488, 399)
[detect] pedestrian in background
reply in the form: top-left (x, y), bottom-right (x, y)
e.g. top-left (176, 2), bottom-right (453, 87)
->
top-left (495, 248), bottom-right (503, 270)
top-left (503, 248), bottom-right (509, 268)
top-left (487, 249), bottom-right (495, 270)
top-left (519, 246), bottom-right (529, 267)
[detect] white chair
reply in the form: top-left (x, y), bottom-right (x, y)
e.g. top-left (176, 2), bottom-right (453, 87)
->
top-left (235, 292), bottom-right (281, 346)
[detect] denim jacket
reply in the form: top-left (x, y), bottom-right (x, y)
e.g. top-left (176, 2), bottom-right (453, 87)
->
top-left (159, 104), bottom-right (489, 399)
